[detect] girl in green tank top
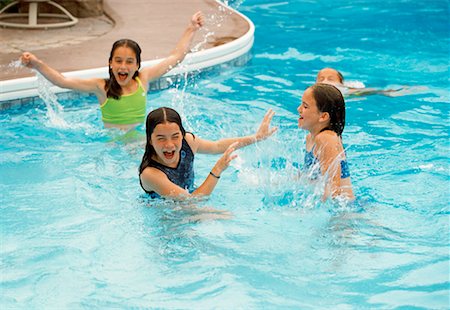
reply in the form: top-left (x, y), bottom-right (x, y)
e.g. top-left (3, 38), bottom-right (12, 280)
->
top-left (20, 12), bottom-right (205, 130)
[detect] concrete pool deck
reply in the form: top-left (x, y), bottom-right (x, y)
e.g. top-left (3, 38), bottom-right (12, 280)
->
top-left (0, 0), bottom-right (253, 101)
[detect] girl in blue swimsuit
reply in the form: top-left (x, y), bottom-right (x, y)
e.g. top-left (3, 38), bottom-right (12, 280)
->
top-left (139, 107), bottom-right (277, 200)
top-left (297, 83), bottom-right (354, 200)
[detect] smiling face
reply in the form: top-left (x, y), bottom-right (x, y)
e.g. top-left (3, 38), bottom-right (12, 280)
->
top-left (297, 87), bottom-right (328, 133)
top-left (109, 46), bottom-right (139, 86)
top-left (150, 122), bottom-right (183, 167)
top-left (316, 68), bottom-right (343, 85)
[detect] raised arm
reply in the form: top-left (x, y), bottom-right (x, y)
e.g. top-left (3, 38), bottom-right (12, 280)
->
top-left (21, 52), bottom-right (104, 96)
top-left (140, 142), bottom-right (238, 200)
top-left (196, 109), bottom-right (278, 154)
top-left (139, 11), bottom-right (204, 84)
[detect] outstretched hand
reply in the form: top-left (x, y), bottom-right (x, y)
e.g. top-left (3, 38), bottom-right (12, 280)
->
top-left (20, 52), bottom-right (37, 68)
top-left (213, 142), bottom-right (238, 176)
top-left (190, 11), bottom-right (204, 30)
top-left (255, 109), bottom-right (278, 141)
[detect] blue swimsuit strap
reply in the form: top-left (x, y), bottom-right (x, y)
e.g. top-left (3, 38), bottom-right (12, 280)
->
top-left (305, 144), bottom-right (350, 179)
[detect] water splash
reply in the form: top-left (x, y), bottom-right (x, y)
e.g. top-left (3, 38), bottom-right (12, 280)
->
top-left (35, 72), bottom-right (71, 128)
top-left (0, 60), bottom-right (25, 75)
top-left (168, 65), bottom-right (201, 131)
top-left (344, 80), bottom-right (366, 88)
top-left (34, 73), bottom-right (94, 132)
top-left (191, 1), bottom-right (241, 51)
top-left (191, 31), bottom-right (215, 52)
top-left (8, 60), bottom-right (23, 69)
top-left (3, 60), bottom-right (95, 132)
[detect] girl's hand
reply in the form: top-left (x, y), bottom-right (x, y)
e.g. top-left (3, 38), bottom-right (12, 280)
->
top-left (211, 142), bottom-right (238, 176)
top-left (190, 11), bottom-right (204, 30)
top-left (255, 109), bottom-right (278, 141)
top-left (20, 52), bottom-right (38, 68)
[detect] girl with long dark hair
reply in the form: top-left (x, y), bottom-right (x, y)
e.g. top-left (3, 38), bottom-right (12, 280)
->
top-left (297, 83), bottom-right (354, 200)
top-left (20, 12), bottom-right (204, 130)
top-left (139, 107), bottom-right (277, 199)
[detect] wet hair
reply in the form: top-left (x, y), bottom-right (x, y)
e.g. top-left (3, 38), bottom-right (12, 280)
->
top-left (318, 67), bottom-right (344, 84)
top-left (310, 83), bottom-right (346, 136)
top-left (139, 107), bottom-right (186, 174)
top-left (105, 39), bottom-right (142, 99)
top-left (335, 70), bottom-right (344, 84)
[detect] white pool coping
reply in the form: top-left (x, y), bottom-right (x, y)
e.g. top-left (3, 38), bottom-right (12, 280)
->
top-left (0, 3), bottom-right (254, 103)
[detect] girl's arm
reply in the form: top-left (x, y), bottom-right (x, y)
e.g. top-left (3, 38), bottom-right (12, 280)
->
top-left (140, 143), bottom-right (238, 200)
top-left (195, 109), bottom-right (278, 154)
top-left (139, 11), bottom-right (204, 85)
top-left (347, 87), bottom-right (402, 97)
top-left (21, 52), bottom-right (105, 96)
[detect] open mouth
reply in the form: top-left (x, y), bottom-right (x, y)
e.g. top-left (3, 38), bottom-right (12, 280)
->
top-left (117, 72), bottom-right (128, 81)
top-left (163, 151), bottom-right (175, 159)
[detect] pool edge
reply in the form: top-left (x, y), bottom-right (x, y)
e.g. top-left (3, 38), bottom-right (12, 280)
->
top-left (0, 2), bottom-right (255, 106)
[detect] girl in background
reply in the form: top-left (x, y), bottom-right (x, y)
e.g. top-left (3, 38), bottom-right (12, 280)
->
top-left (20, 12), bottom-right (204, 130)
top-left (316, 67), bottom-right (420, 97)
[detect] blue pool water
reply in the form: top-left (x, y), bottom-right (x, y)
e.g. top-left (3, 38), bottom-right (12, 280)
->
top-left (1, 0), bottom-right (449, 308)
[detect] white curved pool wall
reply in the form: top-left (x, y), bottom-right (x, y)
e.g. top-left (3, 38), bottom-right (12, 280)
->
top-left (0, 3), bottom-right (254, 103)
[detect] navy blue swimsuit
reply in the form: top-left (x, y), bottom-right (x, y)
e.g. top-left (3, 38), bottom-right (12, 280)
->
top-left (140, 138), bottom-right (195, 198)
top-left (304, 145), bottom-right (350, 179)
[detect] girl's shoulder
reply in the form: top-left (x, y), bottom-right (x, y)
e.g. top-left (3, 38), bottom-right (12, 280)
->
top-left (137, 72), bottom-right (150, 91)
top-left (89, 78), bottom-right (107, 102)
top-left (184, 132), bottom-right (198, 153)
top-left (89, 78), bottom-right (107, 93)
top-left (314, 131), bottom-right (345, 161)
top-left (141, 165), bottom-right (163, 180)
top-left (315, 130), bottom-right (341, 149)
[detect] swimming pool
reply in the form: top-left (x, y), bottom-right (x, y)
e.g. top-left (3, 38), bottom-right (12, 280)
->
top-left (1, 0), bottom-right (449, 308)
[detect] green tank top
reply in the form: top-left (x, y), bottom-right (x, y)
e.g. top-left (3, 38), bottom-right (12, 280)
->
top-left (100, 77), bottom-right (146, 125)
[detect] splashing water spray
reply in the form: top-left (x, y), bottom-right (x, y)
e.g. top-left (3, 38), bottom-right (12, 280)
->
top-left (173, 1), bottom-right (245, 128)
top-left (35, 72), bottom-right (71, 128)
top-left (6, 59), bottom-right (70, 128)
top-left (191, 1), bottom-right (240, 52)
top-left (7, 60), bottom-right (23, 71)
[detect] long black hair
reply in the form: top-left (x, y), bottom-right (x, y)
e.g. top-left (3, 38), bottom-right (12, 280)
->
top-left (105, 39), bottom-right (142, 99)
top-left (139, 107), bottom-right (186, 174)
top-left (311, 83), bottom-right (346, 136)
